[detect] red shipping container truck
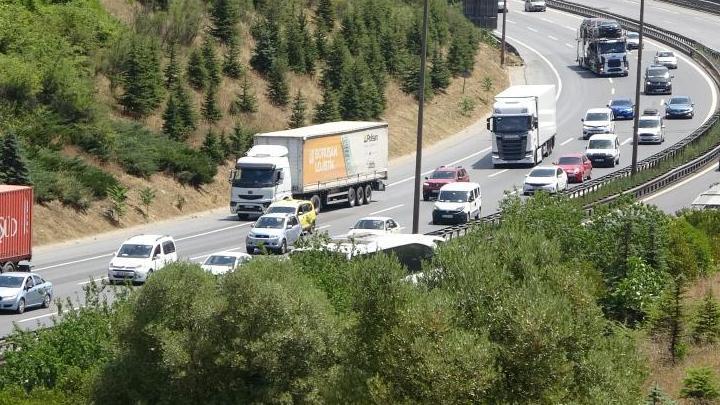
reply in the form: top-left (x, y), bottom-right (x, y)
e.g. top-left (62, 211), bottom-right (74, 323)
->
top-left (0, 185), bottom-right (32, 272)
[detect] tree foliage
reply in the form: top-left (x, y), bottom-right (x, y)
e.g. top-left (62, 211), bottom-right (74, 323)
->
top-left (0, 131), bottom-right (31, 185)
top-left (209, 0), bottom-right (239, 43)
top-left (288, 90), bottom-right (307, 129)
top-left (119, 37), bottom-right (164, 117)
top-left (186, 48), bottom-right (207, 90)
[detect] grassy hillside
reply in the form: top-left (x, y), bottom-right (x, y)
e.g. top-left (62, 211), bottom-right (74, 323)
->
top-left (0, 0), bottom-right (511, 245)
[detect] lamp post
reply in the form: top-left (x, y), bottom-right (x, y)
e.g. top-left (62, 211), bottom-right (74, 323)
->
top-left (411, 0), bottom-right (430, 234)
top-left (500, 0), bottom-right (508, 66)
top-left (631, 0), bottom-right (646, 175)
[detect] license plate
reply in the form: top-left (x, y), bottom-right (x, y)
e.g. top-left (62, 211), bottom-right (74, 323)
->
top-left (442, 215), bottom-right (453, 219)
top-left (242, 205), bottom-right (254, 209)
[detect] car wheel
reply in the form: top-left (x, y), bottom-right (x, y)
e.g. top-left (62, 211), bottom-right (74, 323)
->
top-left (364, 185), bottom-right (372, 204)
top-left (42, 294), bottom-right (51, 309)
top-left (246, 247), bottom-right (255, 254)
top-left (16, 298), bottom-right (25, 314)
top-left (465, 212), bottom-right (471, 223)
top-left (279, 240), bottom-right (288, 255)
top-left (237, 213), bottom-right (248, 221)
top-left (423, 192), bottom-right (429, 201)
top-left (310, 194), bottom-right (322, 214)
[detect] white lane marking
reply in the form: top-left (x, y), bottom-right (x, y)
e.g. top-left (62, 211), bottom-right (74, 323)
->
top-left (563, 25), bottom-right (575, 31)
top-left (19, 312), bottom-right (58, 323)
top-left (176, 222), bottom-right (253, 242)
top-left (642, 164), bottom-right (718, 202)
top-left (541, 17), bottom-right (553, 23)
top-left (548, 35), bottom-right (558, 41)
top-left (34, 253), bottom-right (113, 272)
top-left (78, 277), bottom-right (107, 285)
top-left (506, 35), bottom-right (563, 101)
top-left (608, 78), bottom-right (614, 84)
top-left (488, 169), bottom-right (509, 178)
top-left (387, 147), bottom-right (492, 188)
top-left (565, 43), bottom-right (574, 48)
top-left (527, 27), bottom-right (538, 32)
top-left (507, 19), bottom-right (517, 24)
top-left (663, 19), bottom-right (674, 24)
top-left (369, 204), bottom-right (404, 216)
top-left (622, 137), bottom-right (633, 145)
top-left (611, 87), bottom-right (615, 95)
top-left (560, 138), bottom-right (574, 146)
top-left (316, 225), bottom-right (331, 230)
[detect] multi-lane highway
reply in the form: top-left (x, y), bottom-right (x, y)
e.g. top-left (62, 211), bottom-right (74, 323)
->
top-left (4, 0), bottom-right (717, 335)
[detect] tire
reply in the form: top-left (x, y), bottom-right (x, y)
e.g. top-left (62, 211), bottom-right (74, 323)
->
top-left (347, 188), bottom-right (357, 207)
top-left (465, 212), bottom-right (470, 223)
top-left (16, 298), bottom-right (25, 314)
top-left (279, 240), bottom-right (287, 255)
top-left (246, 247), bottom-right (255, 254)
top-left (423, 192), bottom-right (429, 201)
top-left (1, 262), bottom-right (14, 273)
top-left (310, 195), bottom-right (322, 214)
top-left (475, 209), bottom-right (481, 220)
top-left (237, 213), bottom-right (248, 221)
top-left (356, 186), bottom-right (365, 205)
top-left (42, 294), bottom-right (51, 309)
top-left (364, 185), bottom-right (372, 204)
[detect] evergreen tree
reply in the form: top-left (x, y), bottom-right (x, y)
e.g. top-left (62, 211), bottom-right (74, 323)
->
top-left (321, 36), bottom-right (352, 91)
top-left (692, 291), bottom-right (720, 344)
top-left (315, 0), bottom-right (335, 33)
top-left (162, 93), bottom-right (185, 141)
top-left (313, 87), bottom-right (341, 123)
top-left (222, 38), bottom-right (245, 79)
top-left (218, 131), bottom-right (230, 159)
top-left (210, 0), bottom-right (238, 43)
top-left (285, 13), bottom-right (307, 74)
top-left (121, 39), bottom-right (164, 117)
top-left (650, 279), bottom-right (687, 362)
top-left (680, 368), bottom-right (720, 402)
top-left (186, 48), bottom-right (207, 90)
top-left (399, 55), bottom-right (432, 101)
top-left (266, 61), bottom-right (290, 106)
top-left (447, 29), bottom-right (476, 76)
top-left (175, 84), bottom-right (197, 133)
top-left (250, 17), bottom-right (283, 74)
top-left (164, 44), bottom-right (181, 89)
top-left (201, 130), bottom-right (224, 163)
top-left (646, 383), bottom-right (676, 405)
top-left (430, 50), bottom-right (451, 92)
top-left (288, 90), bottom-right (307, 129)
top-left (202, 38), bottom-right (221, 87)
top-left (229, 77), bottom-right (258, 114)
top-left (202, 84), bottom-right (222, 123)
top-left (0, 132), bottom-right (31, 186)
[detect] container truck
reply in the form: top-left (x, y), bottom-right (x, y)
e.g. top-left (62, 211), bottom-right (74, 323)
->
top-left (577, 18), bottom-right (629, 76)
top-left (486, 85), bottom-right (557, 167)
top-left (230, 121), bottom-right (389, 219)
top-left (0, 185), bottom-right (33, 272)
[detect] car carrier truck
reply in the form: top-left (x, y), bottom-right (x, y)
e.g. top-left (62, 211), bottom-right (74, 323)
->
top-left (0, 185), bottom-right (33, 272)
top-left (230, 121), bottom-right (388, 219)
top-left (487, 85), bottom-right (557, 167)
top-left (577, 18), bottom-right (629, 76)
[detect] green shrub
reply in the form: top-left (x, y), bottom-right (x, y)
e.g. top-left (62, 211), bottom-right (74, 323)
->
top-left (680, 367), bottom-right (720, 402)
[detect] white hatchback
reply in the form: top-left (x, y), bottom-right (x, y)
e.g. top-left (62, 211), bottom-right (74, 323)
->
top-left (654, 51), bottom-right (678, 69)
top-left (201, 251), bottom-right (252, 275)
top-left (348, 217), bottom-right (401, 237)
top-left (582, 108), bottom-right (615, 139)
top-left (523, 166), bottom-right (568, 195)
top-left (108, 235), bottom-right (178, 283)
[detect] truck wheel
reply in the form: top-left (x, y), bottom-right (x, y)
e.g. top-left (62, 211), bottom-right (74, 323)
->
top-left (310, 195), bottom-right (322, 214)
top-left (347, 188), bottom-right (357, 207)
top-left (356, 186), bottom-right (365, 205)
top-left (364, 185), bottom-right (372, 204)
top-left (1, 262), bottom-right (14, 273)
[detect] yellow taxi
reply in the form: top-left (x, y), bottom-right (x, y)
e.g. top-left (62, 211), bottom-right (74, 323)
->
top-left (266, 199), bottom-right (317, 233)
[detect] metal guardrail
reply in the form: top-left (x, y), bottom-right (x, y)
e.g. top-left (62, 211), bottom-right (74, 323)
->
top-left (427, 0), bottom-right (720, 240)
top-left (655, 0), bottom-right (720, 16)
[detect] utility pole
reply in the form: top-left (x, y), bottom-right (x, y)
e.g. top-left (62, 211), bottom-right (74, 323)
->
top-left (500, 0), bottom-right (508, 66)
top-left (411, 0), bottom-right (430, 234)
top-left (631, 0), bottom-right (645, 175)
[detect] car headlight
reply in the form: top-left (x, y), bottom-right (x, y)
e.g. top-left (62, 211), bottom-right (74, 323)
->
top-left (454, 207), bottom-right (465, 212)
top-left (248, 232), bottom-right (256, 238)
top-left (423, 182), bottom-right (429, 186)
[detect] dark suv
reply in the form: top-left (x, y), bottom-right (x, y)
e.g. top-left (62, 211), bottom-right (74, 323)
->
top-left (644, 65), bottom-right (673, 95)
top-left (422, 166), bottom-right (470, 200)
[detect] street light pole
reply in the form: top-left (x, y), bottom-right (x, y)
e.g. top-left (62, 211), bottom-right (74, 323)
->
top-left (631, 0), bottom-right (645, 175)
top-left (500, 0), bottom-right (508, 67)
top-left (411, 0), bottom-right (430, 234)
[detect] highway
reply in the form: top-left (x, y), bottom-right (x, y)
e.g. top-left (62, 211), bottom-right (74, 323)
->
top-left (3, 0), bottom-right (717, 335)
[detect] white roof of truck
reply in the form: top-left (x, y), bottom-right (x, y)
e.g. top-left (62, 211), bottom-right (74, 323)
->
top-left (692, 183), bottom-right (720, 208)
top-left (496, 84), bottom-right (556, 98)
top-left (256, 121), bottom-right (388, 139)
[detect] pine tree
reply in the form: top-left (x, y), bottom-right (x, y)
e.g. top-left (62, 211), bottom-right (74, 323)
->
top-left (650, 279), bottom-right (687, 362)
top-left (313, 87), bottom-right (341, 123)
top-left (250, 17), bottom-right (283, 74)
top-left (218, 131), bottom-right (230, 159)
top-left (285, 13), bottom-right (306, 74)
top-left (315, 0), bottom-right (335, 33)
top-left (175, 84), bottom-right (197, 133)
top-left (210, 0), bottom-right (238, 43)
top-left (201, 129), bottom-right (224, 163)
top-left (162, 93), bottom-right (185, 141)
top-left (229, 77), bottom-right (258, 114)
top-left (692, 291), bottom-right (720, 344)
top-left (202, 84), bottom-right (222, 123)
top-left (288, 90), bottom-right (307, 129)
top-left (646, 383), bottom-right (676, 405)
top-left (186, 48), bottom-right (207, 90)
top-left (164, 44), bottom-right (181, 89)
top-left (447, 29), bottom-right (475, 76)
top-left (266, 60), bottom-right (290, 106)
top-left (321, 36), bottom-right (352, 91)
top-left (121, 39), bottom-right (164, 117)
top-left (203, 38), bottom-right (221, 87)
top-left (0, 132), bottom-right (31, 186)
top-left (222, 38), bottom-right (245, 79)
top-left (430, 50), bottom-right (451, 92)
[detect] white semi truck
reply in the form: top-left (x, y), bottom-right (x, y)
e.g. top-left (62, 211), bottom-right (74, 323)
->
top-left (486, 84), bottom-right (557, 167)
top-left (230, 121), bottom-right (389, 219)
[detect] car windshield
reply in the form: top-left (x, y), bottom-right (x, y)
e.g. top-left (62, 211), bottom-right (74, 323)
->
top-left (438, 190), bottom-right (470, 203)
top-left (255, 216), bottom-right (285, 229)
top-left (429, 170), bottom-right (456, 179)
top-left (669, 97), bottom-right (690, 105)
top-left (117, 244), bottom-right (153, 258)
top-left (647, 68), bottom-right (667, 77)
top-left (657, 52), bottom-right (674, 57)
top-left (529, 168), bottom-right (556, 177)
top-left (639, 119), bottom-right (659, 128)
top-left (494, 116), bottom-right (530, 133)
top-left (0, 275), bottom-right (24, 288)
top-left (267, 206), bottom-right (296, 215)
top-left (353, 219), bottom-right (385, 230)
top-left (627, 32), bottom-right (639, 38)
top-left (232, 167), bottom-right (276, 188)
top-left (204, 255), bottom-right (238, 267)
top-left (585, 112), bottom-right (609, 121)
top-left (589, 139), bottom-right (613, 149)
top-left (558, 156), bottom-right (581, 165)
top-left (598, 41), bottom-right (626, 54)
top-left (610, 99), bottom-right (632, 106)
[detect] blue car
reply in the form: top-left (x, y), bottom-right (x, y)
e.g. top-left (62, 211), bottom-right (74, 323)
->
top-left (0, 272), bottom-right (53, 314)
top-left (665, 96), bottom-right (695, 119)
top-left (607, 98), bottom-right (634, 120)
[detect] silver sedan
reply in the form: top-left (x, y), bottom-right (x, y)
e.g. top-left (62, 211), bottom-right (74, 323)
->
top-left (0, 272), bottom-right (53, 314)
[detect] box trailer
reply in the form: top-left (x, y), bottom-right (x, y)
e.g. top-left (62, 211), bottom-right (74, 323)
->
top-left (0, 185), bottom-right (33, 272)
top-left (229, 121), bottom-right (389, 218)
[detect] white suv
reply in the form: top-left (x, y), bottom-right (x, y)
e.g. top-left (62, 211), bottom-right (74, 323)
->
top-left (432, 182), bottom-right (482, 225)
top-left (582, 108), bottom-right (615, 139)
top-left (108, 235), bottom-right (178, 283)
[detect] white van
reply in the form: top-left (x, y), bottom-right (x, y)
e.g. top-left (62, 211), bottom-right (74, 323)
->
top-left (586, 134), bottom-right (620, 167)
top-left (108, 235), bottom-right (178, 283)
top-left (432, 182), bottom-right (482, 225)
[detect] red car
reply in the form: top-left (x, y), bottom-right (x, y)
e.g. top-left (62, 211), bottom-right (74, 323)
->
top-left (423, 166), bottom-right (470, 200)
top-left (554, 153), bottom-right (592, 183)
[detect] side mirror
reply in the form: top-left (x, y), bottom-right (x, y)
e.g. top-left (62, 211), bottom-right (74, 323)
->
top-left (486, 117), bottom-right (492, 131)
top-left (671, 75), bottom-right (675, 79)
top-left (228, 169), bottom-right (236, 183)
top-left (552, 161), bottom-right (558, 165)
top-left (424, 176), bottom-right (428, 180)
top-left (580, 118), bottom-right (585, 122)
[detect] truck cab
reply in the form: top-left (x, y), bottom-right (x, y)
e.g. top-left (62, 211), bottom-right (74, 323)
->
top-left (230, 145), bottom-right (292, 220)
top-left (577, 18), bottom-right (629, 76)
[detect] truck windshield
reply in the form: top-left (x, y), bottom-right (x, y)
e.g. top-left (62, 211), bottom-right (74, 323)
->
top-left (437, 190), bottom-right (470, 203)
top-left (117, 244), bottom-right (153, 258)
top-left (232, 167), bottom-right (276, 188)
top-left (255, 217), bottom-right (286, 229)
top-left (494, 116), bottom-right (530, 133)
top-left (598, 42), bottom-right (626, 54)
top-left (639, 119), bottom-right (659, 128)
